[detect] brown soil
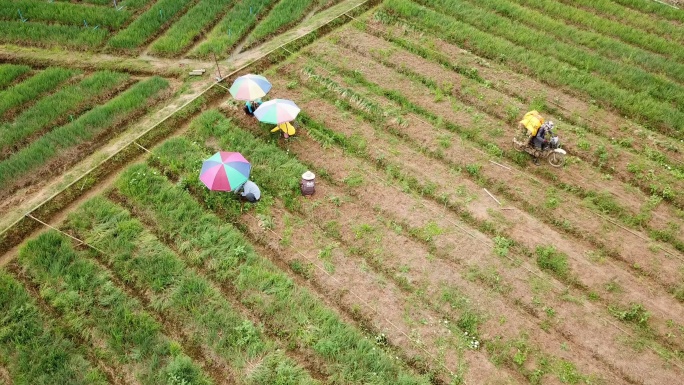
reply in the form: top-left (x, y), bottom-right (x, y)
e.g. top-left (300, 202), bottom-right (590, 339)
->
top-left (236, 57), bottom-right (684, 383)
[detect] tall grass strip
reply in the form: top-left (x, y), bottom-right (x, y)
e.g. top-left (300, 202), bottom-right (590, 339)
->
top-left (190, 0), bottom-right (276, 58)
top-left (510, 0), bottom-right (683, 61)
top-left (0, 270), bottom-right (108, 385)
top-left (0, 64), bottom-right (30, 90)
top-left (382, 0), bottom-right (684, 135)
top-left (66, 196), bottom-right (319, 385)
top-left (245, 0), bottom-right (315, 47)
top-left (116, 161), bottom-right (432, 384)
top-left (0, 20), bottom-right (107, 49)
top-left (555, 0), bottom-right (684, 44)
top-left (52, 0), bottom-right (152, 10)
top-left (0, 67), bottom-right (76, 118)
top-left (414, 0), bottom-right (684, 105)
top-left (107, 0), bottom-right (195, 50)
top-left (149, 0), bottom-right (233, 56)
top-left (475, 0), bottom-right (684, 84)
top-left (611, 0), bottom-right (684, 23)
top-left (0, 76), bottom-right (168, 189)
top-left (0, 71), bottom-right (130, 156)
top-left (18, 231), bottom-right (212, 385)
top-left (0, 0), bottom-right (131, 29)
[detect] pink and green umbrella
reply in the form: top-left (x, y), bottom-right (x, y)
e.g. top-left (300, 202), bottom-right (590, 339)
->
top-left (254, 99), bottom-right (301, 124)
top-left (229, 74), bottom-right (272, 101)
top-left (199, 151), bottom-right (251, 192)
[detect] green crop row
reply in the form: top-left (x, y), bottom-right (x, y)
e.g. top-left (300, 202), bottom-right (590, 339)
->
top-left (415, 0), bottom-right (684, 107)
top-left (66, 196), bottom-right (318, 385)
top-left (107, 0), bottom-right (195, 50)
top-left (55, 0), bottom-right (152, 11)
top-left (555, 0), bottom-right (684, 44)
top-left (0, 270), bottom-right (108, 385)
top-left (149, 0), bottom-right (233, 56)
top-left (382, 0), bottom-right (684, 136)
top-left (190, 0), bottom-right (276, 58)
top-left (0, 76), bottom-right (168, 190)
top-left (0, 64), bottom-right (30, 90)
top-left (0, 70), bottom-right (130, 157)
top-left (0, 20), bottom-right (107, 49)
top-left (118, 111), bottom-right (431, 384)
top-left (18, 231), bottom-right (212, 385)
top-left (0, 67), bottom-right (76, 118)
top-left (510, 0), bottom-right (683, 62)
top-left (245, 0), bottom-right (315, 46)
top-left (0, 0), bottom-right (131, 29)
top-left (471, 0), bottom-right (684, 84)
top-left (611, 0), bottom-right (684, 23)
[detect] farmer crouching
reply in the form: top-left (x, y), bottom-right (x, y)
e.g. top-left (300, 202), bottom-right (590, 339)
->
top-left (235, 180), bottom-right (261, 209)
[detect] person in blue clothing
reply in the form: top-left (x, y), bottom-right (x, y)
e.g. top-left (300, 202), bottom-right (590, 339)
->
top-left (533, 121), bottom-right (555, 150)
top-left (243, 98), bottom-right (263, 116)
top-left (235, 179), bottom-right (261, 203)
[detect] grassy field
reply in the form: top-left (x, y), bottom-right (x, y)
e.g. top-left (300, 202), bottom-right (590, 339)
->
top-left (2, 1), bottom-right (684, 384)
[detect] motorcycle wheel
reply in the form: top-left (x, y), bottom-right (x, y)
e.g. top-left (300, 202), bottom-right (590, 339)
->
top-left (548, 152), bottom-right (565, 167)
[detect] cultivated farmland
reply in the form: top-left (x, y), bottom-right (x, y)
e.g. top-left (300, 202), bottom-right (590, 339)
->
top-left (1, 0), bottom-right (684, 384)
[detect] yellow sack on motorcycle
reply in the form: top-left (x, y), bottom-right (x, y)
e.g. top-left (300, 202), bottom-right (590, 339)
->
top-left (519, 110), bottom-right (544, 136)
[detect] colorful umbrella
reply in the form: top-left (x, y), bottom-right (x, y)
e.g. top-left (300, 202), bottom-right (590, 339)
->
top-left (229, 74), bottom-right (272, 101)
top-left (199, 151), bottom-right (251, 192)
top-left (254, 99), bottom-right (301, 124)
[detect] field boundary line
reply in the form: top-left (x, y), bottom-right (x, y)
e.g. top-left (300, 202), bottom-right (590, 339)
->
top-left (0, 0), bottom-right (375, 249)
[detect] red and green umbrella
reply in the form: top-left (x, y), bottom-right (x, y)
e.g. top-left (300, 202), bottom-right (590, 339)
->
top-left (254, 99), bottom-right (301, 124)
top-left (229, 74), bottom-right (271, 101)
top-left (199, 151), bottom-right (251, 192)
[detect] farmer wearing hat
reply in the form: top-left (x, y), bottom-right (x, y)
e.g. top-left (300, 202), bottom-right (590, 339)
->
top-left (300, 171), bottom-right (315, 196)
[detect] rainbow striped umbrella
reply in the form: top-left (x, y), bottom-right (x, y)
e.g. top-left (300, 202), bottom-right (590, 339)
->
top-left (199, 151), bottom-right (251, 192)
top-left (228, 74), bottom-right (271, 101)
top-left (254, 99), bottom-right (301, 124)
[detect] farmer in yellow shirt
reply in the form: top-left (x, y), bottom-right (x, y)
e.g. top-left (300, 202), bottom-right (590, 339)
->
top-left (271, 121), bottom-right (296, 138)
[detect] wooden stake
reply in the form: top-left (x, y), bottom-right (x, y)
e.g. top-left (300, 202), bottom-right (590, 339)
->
top-left (484, 188), bottom-right (501, 206)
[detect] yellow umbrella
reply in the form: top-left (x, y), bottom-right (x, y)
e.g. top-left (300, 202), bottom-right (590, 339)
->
top-left (271, 122), bottom-right (296, 137)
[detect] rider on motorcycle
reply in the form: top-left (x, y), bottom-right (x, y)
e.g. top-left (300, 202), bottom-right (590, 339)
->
top-left (533, 121), bottom-right (555, 150)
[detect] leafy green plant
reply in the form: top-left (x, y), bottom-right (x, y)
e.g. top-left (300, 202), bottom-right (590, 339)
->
top-left (535, 245), bottom-right (569, 279)
top-left (493, 236), bottom-right (513, 257)
top-left (609, 303), bottom-right (650, 327)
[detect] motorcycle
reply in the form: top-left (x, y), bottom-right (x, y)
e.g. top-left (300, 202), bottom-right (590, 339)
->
top-left (512, 130), bottom-right (566, 167)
